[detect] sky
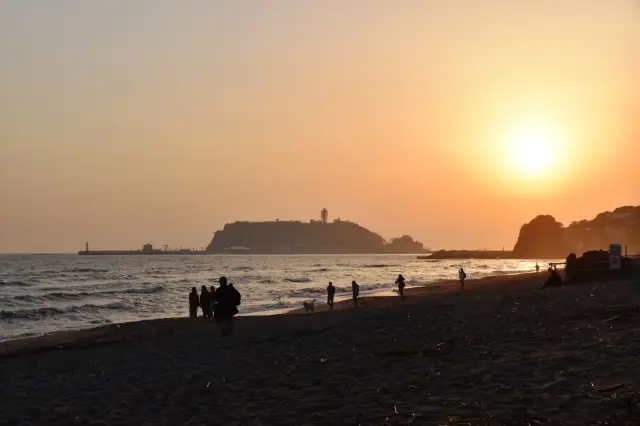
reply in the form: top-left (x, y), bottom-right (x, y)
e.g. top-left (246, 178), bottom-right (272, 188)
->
top-left (1, 0), bottom-right (638, 253)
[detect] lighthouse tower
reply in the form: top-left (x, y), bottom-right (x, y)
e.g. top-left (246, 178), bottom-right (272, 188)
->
top-left (321, 208), bottom-right (328, 224)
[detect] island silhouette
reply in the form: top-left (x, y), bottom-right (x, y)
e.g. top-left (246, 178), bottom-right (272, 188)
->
top-left (206, 218), bottom-right (425, 254)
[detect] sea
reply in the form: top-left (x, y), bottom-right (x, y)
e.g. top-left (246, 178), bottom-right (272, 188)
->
top-left (0, 254), bottom-right (551, 342)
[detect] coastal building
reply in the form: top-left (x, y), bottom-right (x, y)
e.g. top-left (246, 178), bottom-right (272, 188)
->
top-left (321, 208), bottom-right (328, 224)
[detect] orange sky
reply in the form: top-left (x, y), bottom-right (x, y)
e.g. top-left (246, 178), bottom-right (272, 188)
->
top-left (1, 1), bottom-right (638, 253)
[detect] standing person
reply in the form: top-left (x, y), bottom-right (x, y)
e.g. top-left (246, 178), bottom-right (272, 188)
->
top-left (209, 285), bottom-right (217, 315)
top-left (395, 274), bottom-right (406, 301)
top-left (326, 282), bottom-right (336, 310)
top-left (458, 268), bottom-right (466, 289)
top-left (535, 263), bottom-right (540, 273)
top-left (189, 287), bottom-right (199, 318)
top-left (200, 285), bottom-right (212, 319)
top-left (214, 276), bottom-right (241, 337)
top-left (351, 280), bottom-right (360, 308)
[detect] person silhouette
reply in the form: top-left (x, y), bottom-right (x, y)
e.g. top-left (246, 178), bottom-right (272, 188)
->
top-left (199, 285), bottom-right (212, 319)
top-left (458, 268), bottom-right (466, 289)
top-left (327, 282), bottom-right (336, 310)
top-left (189, 287), bottom-right (199, 318)
top-left (535, 263), bottom-right (540, 273)
top-left (396, 274), bottom-right (406, 301)
top-left (351, 280), bottom-right (360, 308)
top-left (209, 285), bottom-right (217, 314)
top-left (214, 277), bottom-right (241, 337)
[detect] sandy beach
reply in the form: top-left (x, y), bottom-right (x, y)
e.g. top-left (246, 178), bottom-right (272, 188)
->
top-left (2, 272), bottom-right (640, 425)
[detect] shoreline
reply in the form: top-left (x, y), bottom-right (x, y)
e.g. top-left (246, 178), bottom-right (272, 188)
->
top-left (0, 271), bottom-right (542, 355)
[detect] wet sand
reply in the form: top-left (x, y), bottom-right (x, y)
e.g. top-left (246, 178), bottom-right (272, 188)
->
top-left (2, 272), bottom-right (640, 425)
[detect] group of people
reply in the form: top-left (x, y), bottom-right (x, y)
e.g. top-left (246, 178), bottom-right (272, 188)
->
top-left (325, 275), bottom-right (406, 311)
top-left (189, 276), bottom-right (242, 337)
top-left (325, 271), bottom-right (467, 311)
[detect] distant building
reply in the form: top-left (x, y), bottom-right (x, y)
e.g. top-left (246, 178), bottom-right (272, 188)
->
top-left (321, 208), bottom-right (328, 224)
top-left (142, 243), bottom-right (153, 253)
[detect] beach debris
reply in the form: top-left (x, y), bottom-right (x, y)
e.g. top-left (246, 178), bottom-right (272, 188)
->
top-left (407, 413), bottom-right (417, 424)
top-left (320, 358), bottom-right (327, 363)
top-left (540, 377), bottom-right (565, 390)
top-left (394, 404), bottom-right (400, 414)
top-left (595, 383), bottom-right (624, 393)
top-left (206, 382), bottom-right (211, 388)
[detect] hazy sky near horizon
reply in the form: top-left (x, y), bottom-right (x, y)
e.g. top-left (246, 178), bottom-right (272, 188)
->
top-left (1, 1), bottom-right (638, 253)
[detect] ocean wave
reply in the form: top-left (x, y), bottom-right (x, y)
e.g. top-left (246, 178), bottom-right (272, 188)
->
top-left (0, 280), bottom-right (31, 287)
top-left (62, 268), bottom-right (109, 273)
top-left (1, 301), bottom-right (129, 321)
top-left (307, 268), bottom-right (331, 272)
top-left (7, 286), bottom-right (165, 303)
top-left (119, 285), bottom-right (165, 295)
top-left (232, 266), bottom-right (253, 272)
top-left (285, 281), bottom-right (396, 298)
top-left (284, 277), bottom-right (312, 283)
top-left (362, 264), bottom-right (398, 269)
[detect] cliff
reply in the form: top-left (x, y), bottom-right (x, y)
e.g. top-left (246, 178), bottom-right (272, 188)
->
top-left (513, 206), bottom-right (640, 258)
top-left (206, 220), bottom-right (425, 254)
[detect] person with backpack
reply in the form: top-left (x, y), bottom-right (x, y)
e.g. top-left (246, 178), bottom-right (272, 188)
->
top-left (458, 268), bottom-right (467, 289)
top-left (214, 276), bottom-right (241, 337)
top-left (351, 280), bottom-right (360, 308)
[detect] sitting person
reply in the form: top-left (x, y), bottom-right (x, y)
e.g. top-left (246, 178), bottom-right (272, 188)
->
top-left (541, 268), bottom-right (563, 289)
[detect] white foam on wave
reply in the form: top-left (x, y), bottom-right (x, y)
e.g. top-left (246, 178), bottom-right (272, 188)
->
top-left (284, 277), bottom-right (312, 283)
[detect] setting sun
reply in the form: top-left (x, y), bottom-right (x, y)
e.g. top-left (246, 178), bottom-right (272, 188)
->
top-left (505, 120), bottom-right (564, 176)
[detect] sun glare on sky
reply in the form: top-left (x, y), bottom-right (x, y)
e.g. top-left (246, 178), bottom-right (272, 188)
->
top-left (0, 1), bottom-right (638, 253)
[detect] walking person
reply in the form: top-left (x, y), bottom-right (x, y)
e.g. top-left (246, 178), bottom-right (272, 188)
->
top-left (199, 285), bottom-right (212, 319)
top-left (535, 263), bottom-right (540, 273)
top-left (214, 277), bottom-right (241, 337)
top-left (189, 287), bottom-right (199, 318)
top-left (351, 280), bottom-right (360, 308)
top-left (327, 281), bottom-right (336, 311)
top-left (395, 274), bottom-right (406, 301)
top-left (458, 268), bottom-right (466, 289)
